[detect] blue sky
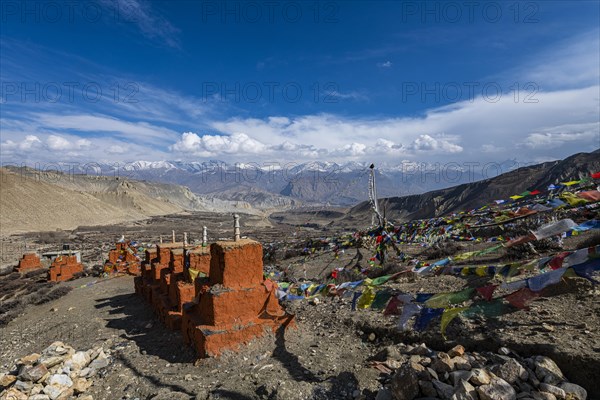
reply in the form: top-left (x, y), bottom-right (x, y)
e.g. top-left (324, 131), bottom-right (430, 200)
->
top-left (1, 0), bottom-right (599, 166)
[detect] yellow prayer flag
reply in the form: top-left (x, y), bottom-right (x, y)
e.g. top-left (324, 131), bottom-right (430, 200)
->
top-left (188, 268), bottom-right (200, 281)
top-left (441, 307), bottom-right (469, 338)
top-left (453, 251), bottom-right (478, 261)
top-left (357, 286), bottom-right (376, 309)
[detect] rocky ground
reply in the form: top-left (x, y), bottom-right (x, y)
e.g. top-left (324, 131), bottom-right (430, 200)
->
top-left (0, 213), bottom-right (599, 400)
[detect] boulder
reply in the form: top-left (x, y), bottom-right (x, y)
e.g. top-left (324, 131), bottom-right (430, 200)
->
top-left (495, 359), bottom-right (528, 384)
top-left (448, 345), bottom-right (465, 358)
top-left (477, 377), bottom-right (517, 400)
top-left (0, 373), bottom-right (17, 387)
top-left (419, 380), bottom-right (438, 397)
top-left (532, 357), bottom-right (565, 385)
top-left (390, 364), bottom-right (420, 400)
top-left (451, 380), bottom-right (478, 400)
top-left (1, 388), bottom-right (28, 400)
top-left (449, 370), bottom-right (473, 386)
top-left (375, 388), bottom-right (393, 400)
top-left (558, 382), bottom-right (587, 400)
top-left (432, 379), bottom-right (455, 399)
top-left (539, 383), bottom-right (565, 399)
top-left (431, 353), bottom-right (455, 374)
top-left (470, 368), bottom-right (492, 386)
top-left (18, 363), bottom-right (49, 382)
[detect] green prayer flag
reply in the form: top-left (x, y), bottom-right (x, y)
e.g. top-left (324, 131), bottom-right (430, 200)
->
top-left (463, 300), bottom-right (506, 318)
top-left (425, 288), bottom-right (475, 308)
top-left (371, 289), bottom-right (393, 310)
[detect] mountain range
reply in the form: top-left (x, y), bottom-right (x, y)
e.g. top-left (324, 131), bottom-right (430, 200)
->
top-left (345, 149), bottom-right (600, 224)
top-left (1, 150), bottom-right (598, 236)
top-left (29, 159), bottom-right (528, 207)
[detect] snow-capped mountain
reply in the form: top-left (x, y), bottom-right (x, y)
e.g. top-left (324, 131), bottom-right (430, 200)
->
top-left (44, 159), bottom-right (533, 206)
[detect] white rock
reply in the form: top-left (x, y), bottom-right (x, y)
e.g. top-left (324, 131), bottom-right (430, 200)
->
top-left (47, 374), bottom-right (73, 388)
top-left (88, 351), bottom-right (109, 370)
top-left (558, 382), bottom-right (587, 400)
top-left (29, 395), bottom-right (51, 400)
top-left (539, 383), bottom-right (566, 399)
top-left (42, 385), bottom-right (63, 400)
top-left (2, 388), bottom-right (28, 400)
top-left (65, 352), bottom-right (91, 371)
top-left (532, 391), bottom-right (556, 400)
top-left (477, 377), bottom-right (517, 400)
top-left (533, 357), bottom-right (565, 385)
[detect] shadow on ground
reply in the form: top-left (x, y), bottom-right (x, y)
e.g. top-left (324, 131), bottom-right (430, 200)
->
top-left (95, 293), bottom-right (197, 364)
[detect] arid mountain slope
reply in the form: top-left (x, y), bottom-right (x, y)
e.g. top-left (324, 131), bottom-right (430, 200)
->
top-left (0, 168), bottom-right (185, 235)
top-left (346, 149), bottom-right (600, 224)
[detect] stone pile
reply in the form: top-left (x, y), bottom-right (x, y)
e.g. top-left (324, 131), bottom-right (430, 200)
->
top-left (103, 240), bottom-right (141, 276)
top-left (135, 238), bottom-right (294, 358)
top-left (0, 341), bottom-right (111, 400)
top-left (15, 253), bottom-right (42, 273)
top-left (371, 343), bottom-right (587, 400)
top-left (48, 256), bottom-right (83, 282)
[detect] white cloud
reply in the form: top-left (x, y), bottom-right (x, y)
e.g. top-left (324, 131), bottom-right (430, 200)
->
top-left (522, 122), bottom-right (600, 149)
top-left (1, 134), bottom-right (91, 156)
top-left (33, 113), bottom-right (179, 144)
top-left (106, 145), bottom-right (128, 155)
top-left (517, 29), bottom-right (600, 90)
top-left (3, 135), bottom-right (43, 151)
top-left (203, 83), bottom-right (597, 162)
top-left (377, 61), bottom-right (393, 68)
top-left (406, 134), bottom-right (463, 153)
top-left (98, 0), bottom-right (181, 48)
top-left (481, 144), bottom-right (504, 153)
top-left (47, 135), bottom-right (91, 151)
top-left (339, 142), bottom-right (367, 156)
top-left (170, 132), bottom-right (267, 156)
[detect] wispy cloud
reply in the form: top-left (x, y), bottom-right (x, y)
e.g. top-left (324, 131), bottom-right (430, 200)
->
top-left (98, 0), bottom-right (181, 48)
top-left (201, 84), bottom-right (598, 162)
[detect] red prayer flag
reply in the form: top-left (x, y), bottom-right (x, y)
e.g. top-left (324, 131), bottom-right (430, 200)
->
top-left (530, 190), bottom-right (541, 195)
top-left (592, 172), bottom-right (600, 179)
top-left (383, 296), bottom-right (402, 316)
top-left (548, 251), bottom-right (571, 270)
top-left (476, 284), bottom-right (497, 301)
top-left (505, 288), bottom-right (539, 310)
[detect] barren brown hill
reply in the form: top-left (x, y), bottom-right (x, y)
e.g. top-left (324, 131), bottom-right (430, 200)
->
top-left (0, 168), bottom-right (186, 236)
top-left (346, 149), bottom-right (600, 224)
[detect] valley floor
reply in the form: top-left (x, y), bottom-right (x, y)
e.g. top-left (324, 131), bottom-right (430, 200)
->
top-left (0, 214), bottom-right (599, 399)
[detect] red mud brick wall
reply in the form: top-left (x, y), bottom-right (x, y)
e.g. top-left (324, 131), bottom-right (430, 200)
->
top-left (17, 253), bottom-right (42, 272)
